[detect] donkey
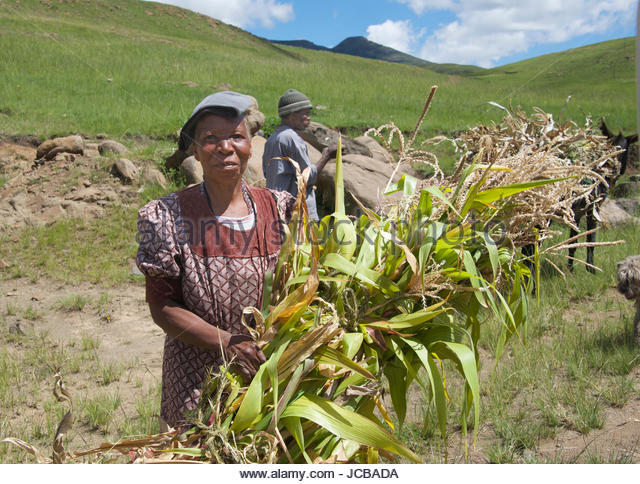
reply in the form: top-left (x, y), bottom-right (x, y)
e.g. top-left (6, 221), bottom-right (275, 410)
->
top-left (567, 120), bottom-right (638, 273)
top-left (523, 120), bottom-right (637, 286)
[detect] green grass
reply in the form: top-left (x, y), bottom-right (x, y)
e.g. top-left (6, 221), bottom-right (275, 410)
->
top-left (56, 294), bottom-right (90, 312)
top-left (83, 392), bottom-right (121, 433)
top-left (0, 0), bottom-right (636, 142)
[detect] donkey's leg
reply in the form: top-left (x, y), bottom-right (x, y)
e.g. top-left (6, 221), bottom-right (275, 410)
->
top-left (585, 209), bottom-right (597, 274)
top-left (568, 227), bottom-right (578, 272)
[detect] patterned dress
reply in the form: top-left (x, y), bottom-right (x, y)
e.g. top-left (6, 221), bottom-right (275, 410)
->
top-left (136, 182), bottom-right (294, 427)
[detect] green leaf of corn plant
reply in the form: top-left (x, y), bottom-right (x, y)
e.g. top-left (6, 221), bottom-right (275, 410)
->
top-left (341, 333), bottom-right (364, 360)
top-left (363, 300), bottom-right (450, 331)
top-left (315, 346), bottom-right (376, 380)
top-left (430, 341), bottom-right (480, 442)
top-left (466, 177), bottom-right (574, 214)
top-left (383, 361), bottom-right (408, 427)
top-left (402, 339), bottom-right (448, 440)
top-left (321, 252), bottom-right (400, 295)
top-left (383, 173), bottom-right (419, 197)
top-left (281, 394), bottom-right (421, 463)
top-left (334, 135), bottom-right (345, 215)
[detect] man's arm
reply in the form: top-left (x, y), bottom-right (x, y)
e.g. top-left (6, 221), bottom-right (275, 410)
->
top-left (314, 145), bottom-right (339, 174)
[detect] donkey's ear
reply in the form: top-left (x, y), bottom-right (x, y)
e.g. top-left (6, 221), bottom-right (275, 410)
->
top-left (628, 133), bottom-right (638, 145)
top-left (599, 117), bottom-right (614, 138)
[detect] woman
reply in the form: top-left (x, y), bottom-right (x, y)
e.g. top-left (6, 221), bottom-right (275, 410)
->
top-left (136, 91), bottom-right (295, 428)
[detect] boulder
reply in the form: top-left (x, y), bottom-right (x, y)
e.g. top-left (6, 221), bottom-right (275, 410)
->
top-left (142, 167), bottom-right (168, 188)
top-left (316, 153), bottom-right (413, 215)
top-left (180, 156), bottom-right (203, 185)
top-left (306, 142), bottom-right (322, 165)
top-left (244, 136), bottom-right (266, 187)
top-left (614, 197), bottom-right (640, 215)
top-left (245, 95), bottom-right (265, 136)
top-left (111, 158), bottom-right (139, 184)
top-left (165, 148), bottom-right (190, 171)
top-left (599, 198), bottom-right (633, 227)
top-left (98, 140), bottom-right (128, 156)
top-left (36, 135), bottom-right (84, 160)
top-left (300, 122), bottom-right (372, 158)
top-left (354, 135), bottom-right (394, 164)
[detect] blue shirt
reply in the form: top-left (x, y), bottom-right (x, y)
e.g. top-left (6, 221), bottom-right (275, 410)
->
top-left (262, 125), bottom-right (319, 221)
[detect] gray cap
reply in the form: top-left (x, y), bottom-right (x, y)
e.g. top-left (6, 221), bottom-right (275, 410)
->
top-left (278, 89), bottom-right (313, 117)
top-left (179, 91), bottom-right (254, 151)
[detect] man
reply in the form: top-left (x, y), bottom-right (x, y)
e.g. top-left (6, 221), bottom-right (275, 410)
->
top-left (262, 88), bottom-right (336, 221)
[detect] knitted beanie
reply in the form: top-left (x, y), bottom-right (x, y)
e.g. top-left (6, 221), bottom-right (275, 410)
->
top-left (278, 89), bottom-right (313, 117)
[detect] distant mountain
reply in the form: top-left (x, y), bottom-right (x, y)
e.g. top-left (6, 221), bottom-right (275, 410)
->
top-left (272, 36), bottom-right (484, 76)
top-left (270, 40), bottom-right (331, 52)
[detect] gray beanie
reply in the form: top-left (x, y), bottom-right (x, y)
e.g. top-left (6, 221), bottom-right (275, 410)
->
top-left (278, 89), bottom-right (313, 117)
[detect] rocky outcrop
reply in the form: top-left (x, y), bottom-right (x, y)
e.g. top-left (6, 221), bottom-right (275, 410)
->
top-left (165, 148), bottom-right (190, 171)
top-left (245, 95), bottom-right (265, 136)
top-left (36, 135), bottom-right (84, 161)
top-left (244, 136), bottom-right (266, 187)
top-left (98, 140), bottom-right (128, 156)
top-left (142, 167), bottom-right (167, 189)
top-left (300, 122), bottom-right (372, 157)
top-left (599, 198), bottom-right (635, 227)
top-left (111, 158), bottom-right (139, 183)
top-left (180, 156), bottom-right (203, 185)
top-left (354, 135), bottom-right (394, 164)
top-left (316, 153), bottom-right (414, 215)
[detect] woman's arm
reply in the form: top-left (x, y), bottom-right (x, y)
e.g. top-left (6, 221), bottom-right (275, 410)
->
top-left (148, 298), bottom-right (266, 381)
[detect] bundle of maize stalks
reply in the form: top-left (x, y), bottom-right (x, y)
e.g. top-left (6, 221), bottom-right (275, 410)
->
top-left (446, 102), bottom-right (624, 248)
top-left (5, 91), bottom-right (617, 464)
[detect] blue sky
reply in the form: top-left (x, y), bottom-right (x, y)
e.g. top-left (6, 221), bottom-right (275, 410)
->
top-left (149, 0), bottom-right (637, 68)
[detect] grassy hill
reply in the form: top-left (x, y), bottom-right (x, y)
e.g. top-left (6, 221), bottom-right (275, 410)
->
top-left (0, 0), bottom-right (636, 140)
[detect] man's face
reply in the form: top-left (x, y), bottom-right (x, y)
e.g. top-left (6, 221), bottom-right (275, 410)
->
top-left (193, 114), bottom-right (251, 186)
top-left (286, 108), bottom-right (311, 131)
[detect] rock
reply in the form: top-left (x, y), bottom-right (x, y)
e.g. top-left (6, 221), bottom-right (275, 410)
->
top-left (300, 122), bottom-right (372, 158)
top-left (67, 187), bottom-right (102, 203)
top-left (84, 149), bottom-right (100, 159)
top-left (63, 200), bottom-right (103, 219)
top-left (165, 149), bottom-right (189, 171)
top-left (98, 140), bottom-right (128, 156)
top-left (244, 136), bottom-right (266, 186)
top-left (599, 198), bottom-right (633, 227)
top-left (53, 153), bottom-right (75, 163)
top-left (37, 204), bottom-right (66, 224)
top-left (316, 154), bottom-right (413, 215)
top-left (354, 135), bottom-right (394, 164)
top-left (180, 156), bottom-right (203, 185)
top-left (111, 158), bottom-right (139, 183)
top-left (614, 197), bottom-right (640, 215)
top-left (142, 167), bottom-right (168, 188)
top-left (36, 135), bottom-right (84, 160)
top-left (245, 95), bottom-right (265, 136)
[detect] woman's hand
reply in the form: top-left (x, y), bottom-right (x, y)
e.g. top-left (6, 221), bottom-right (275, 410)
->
top-left (225, 334), bottom-right (267, 382)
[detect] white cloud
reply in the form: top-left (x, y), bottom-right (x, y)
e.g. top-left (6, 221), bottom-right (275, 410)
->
top-left (148, 0), bottom-right (294, 29)
top-left (393, 0), bottom-right (636, 67)
top-left (366, 20), bottom-right (423, 54)
top-left (396, 0), bottom-right (456, 15)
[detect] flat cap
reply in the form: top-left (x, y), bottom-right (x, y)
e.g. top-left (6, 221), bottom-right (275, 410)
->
top-left (179, 91), bottom-right (254, 151)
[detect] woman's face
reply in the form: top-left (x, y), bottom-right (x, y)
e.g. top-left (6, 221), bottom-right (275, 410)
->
top-left (193, 114), bottom-right (251, 186)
